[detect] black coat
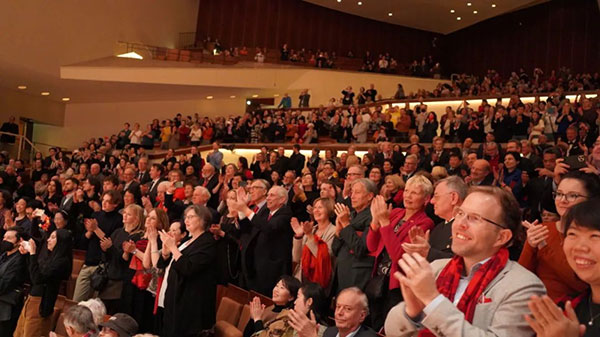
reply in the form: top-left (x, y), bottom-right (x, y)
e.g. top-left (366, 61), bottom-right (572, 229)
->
top-left (199, 174), bottom-right (220, 209)
top-left (288, 153), bottom-right (306, 176)
top-left (323, 325), bottom-right (376, 337)
top-left (426, 219), bottom-right (454, 262)
top-left (239, 205), bottom-right (294, 296)
top-left (0, 252), bottom-right (26, 322)
top-left (158, 231), bottom-right (217, 337)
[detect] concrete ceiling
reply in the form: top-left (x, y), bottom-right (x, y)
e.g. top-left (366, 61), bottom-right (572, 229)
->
top-left (304, 0), bottom-right (548, 34)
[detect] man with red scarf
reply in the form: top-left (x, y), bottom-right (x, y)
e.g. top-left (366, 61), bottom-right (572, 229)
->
top-left (384, 186), bottom-right (545, 337)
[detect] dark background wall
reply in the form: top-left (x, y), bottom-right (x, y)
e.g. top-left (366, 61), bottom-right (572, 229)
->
top-left (195, 0), bottom-right (441, 65)
top-left (195, 0), bottom-right (599, 76)
top-left (440, 0), bottom-right (600, 76)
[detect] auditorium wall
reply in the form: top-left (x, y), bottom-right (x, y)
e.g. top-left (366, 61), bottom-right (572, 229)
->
top-left (442, 0), bottom-right (600, 76)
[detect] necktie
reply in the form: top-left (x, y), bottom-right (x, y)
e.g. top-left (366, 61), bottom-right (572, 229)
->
top-left (253, 205), bottom-right (259, 213)
top-left (267, 214), bottom-right (273, 221)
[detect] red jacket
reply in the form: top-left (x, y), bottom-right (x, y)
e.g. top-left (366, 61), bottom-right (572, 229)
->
top-left (366, 208), bottom-right (434, 289)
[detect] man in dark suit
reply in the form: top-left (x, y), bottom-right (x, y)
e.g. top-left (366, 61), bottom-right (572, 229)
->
top-left (145, 164), bottom-right (165, 205)
top-left (524, 148), bottom-right (559, 221)
top-left (374, 141), bottom-right (404, 172)
top-left (425, 138), bottom-right (450, 168)
top-left (199, 163), bottom-right (220, 209)
top-left (445, 152), bottom-right (468, 178)
top-left (466, 159), bottom-right (494, 186)
top-left (0, 227), bottom-right (27, 337)
top-left (136, 157), bottom-right (151, 185)
top-left (189, 146), bottom-right (204, 174)
top-left (121, 168), bottom-right (141, 197)
top-left (275, 146), bottom-right (290, 175)
top-left (288, 144), bottom-right (305, 176)
top-left (320, 288), bottom-right (376, 337)
top-left (231, 184), bottom-right (293, 296)
top-left (332, 179), bottom-right (376, 292)
top-left (402, 176), bottom-right (467, 262)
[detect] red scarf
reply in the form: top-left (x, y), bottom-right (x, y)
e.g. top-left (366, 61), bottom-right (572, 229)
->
top-left (300, 234), bottom-right (332, 289)
top-left (129, 239), bottom-right (152, 290)
top-left (418, 248), bottom-right (509, 337)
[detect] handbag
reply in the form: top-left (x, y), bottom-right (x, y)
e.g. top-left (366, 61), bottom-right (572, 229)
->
top-left (90, 263), bottom-right (109, 291)
top-left (365, 250), bottom-right (392, 300)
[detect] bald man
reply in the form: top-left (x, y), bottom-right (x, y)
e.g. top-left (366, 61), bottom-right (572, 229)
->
top-left (466, 159), bottom-right (494, 186)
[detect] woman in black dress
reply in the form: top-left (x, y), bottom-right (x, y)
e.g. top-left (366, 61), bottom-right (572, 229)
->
top-left (158, 205), bottom-right (217, 337)
top-left (14, 229), bottom-right (72, 337)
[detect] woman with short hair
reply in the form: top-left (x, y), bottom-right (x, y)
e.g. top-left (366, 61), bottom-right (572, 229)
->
top-left (158, 205), bottom-right (217, 337)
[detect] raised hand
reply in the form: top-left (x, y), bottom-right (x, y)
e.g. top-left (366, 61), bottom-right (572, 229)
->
top-left (334, 203), bottom-right (350, 228)
top-left (100, 237), bottom-right (113, 251)
top-left (291, 217), bottom-right (304, 237)
top-left (523, 220), bottom-right (549, 248)
top-left (525, 296), bottom-right (584, 337)
top-left (402, 228), bottom-right (431, 258)
top-left (397, 253), bottom-right (439, 306)
top-left (249, 296), bottom-right (265, 321)
top-left (288, 309), bottom-right (318, 337)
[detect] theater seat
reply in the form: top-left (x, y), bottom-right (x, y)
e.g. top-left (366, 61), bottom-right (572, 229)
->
top-left (214, 297), bottom-right (244, 337)
top-left (237, 304), bottom-right (250, 331)
top-left (179, 50), bottom-right (191, 62)
top-left (54, 313), bottom-right (67, 336)
top-left (216, 297), bottom-right (243, 324)
top-left (166, 49), bottom-right (180, 61)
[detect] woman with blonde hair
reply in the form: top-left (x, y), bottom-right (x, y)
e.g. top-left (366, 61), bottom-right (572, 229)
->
top-left (431, 166), bottom-right (449, 182)
top-left (98, 205), bottom-right (144, 316)
top-left (381, 174), bottom-right (405, 207)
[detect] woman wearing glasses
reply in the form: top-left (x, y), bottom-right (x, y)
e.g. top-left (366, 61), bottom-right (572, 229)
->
top-left (519, 171), bottom-right (600, 301)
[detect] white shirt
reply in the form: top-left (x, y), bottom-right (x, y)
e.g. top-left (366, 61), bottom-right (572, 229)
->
top-left (423, 257), bottom-right (492, 314)
top-left (336, 326), bottom-right (361, 337)
top-left (158, 238), bottom-right (193, 307)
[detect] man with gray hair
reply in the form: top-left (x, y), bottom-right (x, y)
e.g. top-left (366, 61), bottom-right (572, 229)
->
top-left (59, 305), bottom-right (98, 337)
top-left (304, 287), bottom-right (376, 337)
top-left (230, 185), bottom-right (293, 295)
top-left (332, 178), bottom-right (376, 292)
top-left (402, 176), bottom-right (468, 262)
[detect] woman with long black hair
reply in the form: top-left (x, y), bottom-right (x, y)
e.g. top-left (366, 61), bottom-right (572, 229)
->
top-left (14, 228), bottom-right (72, 337)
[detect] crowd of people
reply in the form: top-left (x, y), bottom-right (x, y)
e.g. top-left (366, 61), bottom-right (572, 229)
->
top-left (2, 108), bottom-right (600, 336)
top-left (0, 65), bottom-right (599, 337)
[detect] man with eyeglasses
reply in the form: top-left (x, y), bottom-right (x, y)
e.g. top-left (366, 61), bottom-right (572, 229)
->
top-left (230, 183), bottom-right (293, 295)
top-left (385, 186), bottom-right (545, 337)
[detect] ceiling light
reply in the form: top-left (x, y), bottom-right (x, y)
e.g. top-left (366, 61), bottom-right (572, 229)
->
top-left (357, 1), bottom-right (362, 5)
top-left (450, 9), bottom-right (455, 13)
top-left (492, 3), bottom-right (496, 7)
top-left (274, 94), bottom-right (280, 97)
top-left (62, 97), bottom-right (70, 102)
top-left (252, 94), bottom-right (258, 98)
top-left (467, 2), bottom-right (472, 6)
top-left (206, 96), bottom-right (213, 99)
top-left (457, 17), bottom-right (462, 20)
top-left (117, 51), bottom-right (143, 60)
top-left (337, 0), bottom-right (341, 2)
top-left (388, 12), bottom-right (393, 16)
top-left (41, 92), bottom-right (50, 96)
top-left (230, 95), bottom-right (236, 99)
top-left (17, 85), bottom-right (26, 90)
top-left (246, 100), bottom-right (251, 106)
top-left (473, 10), bottom-right (478, 14)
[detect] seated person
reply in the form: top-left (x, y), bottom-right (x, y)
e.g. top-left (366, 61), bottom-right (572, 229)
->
top-left (385, 186), bottom-right (546, 337)
top-left (526, 198), bottom-right (600, 337)
top-left (244, 275), bottom-right (301, 337)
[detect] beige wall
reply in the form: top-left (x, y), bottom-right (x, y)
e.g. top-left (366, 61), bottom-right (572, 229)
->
top-left (0, 87), bottom-right (65, 125)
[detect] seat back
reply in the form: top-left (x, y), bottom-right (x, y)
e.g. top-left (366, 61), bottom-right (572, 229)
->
top-left (54, 313), bottom-right (67, 336)
top-left (179, 50), bottom-right (191, 62)
top-left (237, 304), bottom-right (251, 331)
top-left (225, 283), bottom-right (250, 305)
top-left (250, 290), bottom-right (274, 307)
top-left (216, 297), bottom-right (243, 325)
top-left (166, 49), bottom-right (180, 61)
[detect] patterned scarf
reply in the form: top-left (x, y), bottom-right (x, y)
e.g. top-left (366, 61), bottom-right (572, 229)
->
top-left (418, 248), bottom-right (509, 337)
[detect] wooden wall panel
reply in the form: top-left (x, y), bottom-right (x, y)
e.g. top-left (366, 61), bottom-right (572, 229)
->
top-left (194, 0), bottom-right (439, 64)
top-left (443, 0), bottom-right (600, 76)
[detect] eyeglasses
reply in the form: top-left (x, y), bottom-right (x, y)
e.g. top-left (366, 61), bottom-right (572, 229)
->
top-left (553, 191), bottom-right (587, 203)
top-left (452, 206), bottom-right (505, 229)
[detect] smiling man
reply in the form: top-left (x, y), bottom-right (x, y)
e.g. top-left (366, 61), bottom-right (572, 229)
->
top-left (384, 186), bottom-right (545, 337)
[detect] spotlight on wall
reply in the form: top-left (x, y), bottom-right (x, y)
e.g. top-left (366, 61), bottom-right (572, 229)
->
top-left (450, 9), bottom-right (455, 13)
top-left (252, 94), bottom-right (259, 98)
top-left (17, 85), bottom-right (27, 90)
top-left (473, 10), bottom-right (478, 14)
top-left (230, 95), bottom-right (236, 99)
top-left (246, 100), bottom-right (251, 106)
top-left (206, 96), bottom-right (214, 100)
top-left (388, 12), bottom-right (393, 16)
top-left (492, 3), bottom-right (496, 8)
top-left (456, 16), bottom-right (462, 20)
top-left (62, 97), bottom-right (70, 102)
top-left (358, 1), bottom-right (362, 5)
top-left (467, 2), bottom-right (472, 6)
top-left (117, 52), bottom-right (143, 60)
top-left (41, 92), bottom-right (50, 96)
